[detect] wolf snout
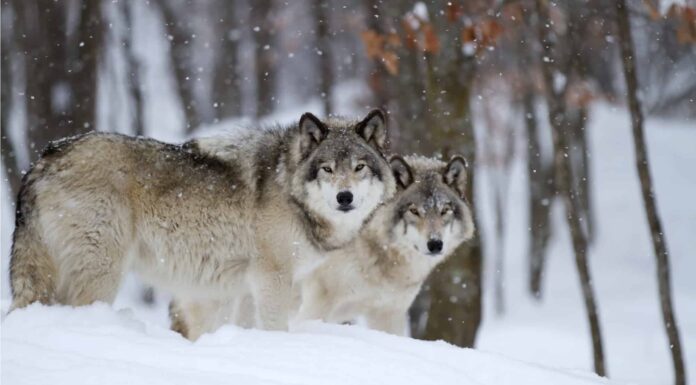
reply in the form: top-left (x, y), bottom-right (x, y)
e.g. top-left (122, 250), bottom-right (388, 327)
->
top-left (427, 239), bottom-right (443, 254)
top-left (336, 191), bottom-right (354, 211)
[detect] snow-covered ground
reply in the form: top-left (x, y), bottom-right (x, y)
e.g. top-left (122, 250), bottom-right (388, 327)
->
top-left (2, 303), bottom-right (618, 385)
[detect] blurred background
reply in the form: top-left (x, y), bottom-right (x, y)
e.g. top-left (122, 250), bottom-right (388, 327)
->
top-left (1, 1), bottom-right (695, 384)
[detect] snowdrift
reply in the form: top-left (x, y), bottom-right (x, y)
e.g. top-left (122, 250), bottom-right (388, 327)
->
top-left (1, 304), bottom-right (620, 385)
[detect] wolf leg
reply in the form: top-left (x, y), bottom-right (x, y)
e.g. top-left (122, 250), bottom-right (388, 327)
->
top-left (294, 279), bottom-right (332, 323)
top-left (57, 235), bottom-right (128, 306)
top-left (366, 308), bottom-right (408, 336)
top-left (10, 223), bottom-right (57, 310)
top-left (233, 292), bottom-right (256, 328)
top-left (248, 263), bottom-right (293, 331)
top-left (169, 300), bottom-right (192, 338)
top-left (48, 197), bottom-right (132, 306)
top-left (170, 298), bottom-right (237, 340)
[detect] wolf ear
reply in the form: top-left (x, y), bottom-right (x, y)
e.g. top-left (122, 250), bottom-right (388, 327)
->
top-left (299, 112), bottom-right (328, 153)
top-left (356, 109), bottom-right (388, 153)
top-left (444, 155), bottom-right (469, 198)
top-left (390, 155), bottom-right (413, 189)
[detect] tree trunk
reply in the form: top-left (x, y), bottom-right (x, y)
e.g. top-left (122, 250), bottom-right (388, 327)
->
top-left (535, 0), bottom-right (607, 376)
top-left (616, 2), bottom-right (686, 384)
top-left (523, 89), bottom-right (553, 298)
top-left (363, 0), bottom-right (389, 112)
top-left (1, 1), bottom-right (22, 197)
top-left (419, 0), bottom-right (482, 347)
top-left (13, 0), bottom-right (101, 162)
top-left (70, 0), bottom-right (101, 133)
top-left (492, 172), bottom-right (507, 316)
top-left (519, 6), bottom-right (553, 299)
top-left (251, 0), bottom-right (276, 118)
top-left (314, 0), bottom-right (333, 116)
top-left (212, 2), bottom-right (242, 120)
top-left (122, 1), bottom-right (145, 136)
top-left (157, 0), bottom-right (201, 132)
top-left (575, 106), bottom-right (594, 242)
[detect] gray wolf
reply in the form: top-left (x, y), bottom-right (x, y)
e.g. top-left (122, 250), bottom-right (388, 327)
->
top-left (10, 110), bottom-right (396, 331)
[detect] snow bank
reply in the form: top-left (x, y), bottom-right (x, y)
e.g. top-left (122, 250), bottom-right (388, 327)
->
top-left (1, 303), bottom-right (619, 385)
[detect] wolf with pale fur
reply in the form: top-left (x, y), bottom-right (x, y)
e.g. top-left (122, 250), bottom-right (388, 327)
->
top-left (170, 154), bottom-right (474, 338)
top-left (10, 110), bottom-right (396, 331)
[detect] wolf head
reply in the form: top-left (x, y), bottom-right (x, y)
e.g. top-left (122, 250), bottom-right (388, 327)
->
top-left (385, 155), bottom-right (475, 263)
top-left (290, 109), bottom-right (396, 249)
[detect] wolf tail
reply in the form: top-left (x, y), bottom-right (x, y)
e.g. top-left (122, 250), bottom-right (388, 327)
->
top-left (9, 172), bottom-right (57, 310)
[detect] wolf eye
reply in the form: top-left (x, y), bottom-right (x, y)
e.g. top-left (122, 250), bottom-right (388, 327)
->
top-left (441, 207), bottom-right (453, 216)
top-left (322, 166), bottom-right (333, 173)
top-left (409, 207), bottom-right (420, 216)
top-left (355, 164), bottom-right (365, 172)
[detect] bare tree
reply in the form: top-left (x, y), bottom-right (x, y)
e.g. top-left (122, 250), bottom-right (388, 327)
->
top-left (212, 2), bottom-right (242, 120)
top-left (12, 0), bottom-right (102, 161)
top-left (418, 0), bottom-right (482, 348)
top-left (481, 95), bottom-right (515, 315)
top-left (515, 3), bottom-right (555, 298)
top-left (523, 87), bottom-right (554, 298)
top-left (314, 0), bottom-right (333, 116)
top-left (251, 0), bottom-right (277, 118)
top-left (157, 0), bottom-right (202, 132)
top-left (616, 1), bottom-right (687, 384)
top-left (1, 0), bottom-right (22, 197)
top-left (122, 1), bottom-right (145, 136)
top-left (361, 1), bottom-right (484, 346)
top-left (535, 0), bottom-right (606, 376)
top-left (363, 0), bottom-right (390, 111)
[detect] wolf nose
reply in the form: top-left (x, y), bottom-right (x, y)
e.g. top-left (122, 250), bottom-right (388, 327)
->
top-left (336, 191), bottom-right (353, 206)
top-left (427, 239), bottom-right (443, 254)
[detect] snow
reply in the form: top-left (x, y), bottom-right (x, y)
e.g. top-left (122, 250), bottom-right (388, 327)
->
top-left (1, 303), bottom-right (618, 385)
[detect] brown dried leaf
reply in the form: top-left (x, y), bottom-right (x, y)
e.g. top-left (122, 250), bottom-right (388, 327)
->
top-left (502, 3), bottom-right (523, 24)
top-left (683, 6), bottom-right (696, 42)
top-left (480, 19), bottom-right (503, 46)
top-left (643, 0), bottom-right (661, 21)
top-left (462, 25), bottom-right (477, 43)
top-left (666, 3), bottom-right (681, 19)
top-left (361, 30), bottom-right (384, 59)
top-left (422, 23), bottom-right (440, 54)
top-left (381, 51), bottom-right (399, 75)
top-left (566, 82), bottom-right (596, 108)
top-left (446, 2), bottom-right (463, 23)
top-left (401, 17), bottom-right (419, 50)
top-left (386, 32), bottom-right (402, 48)
top-left (676, 23), bottom-right (692, 43)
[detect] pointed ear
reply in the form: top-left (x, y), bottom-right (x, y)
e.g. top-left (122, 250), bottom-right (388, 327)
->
top-left (299, 112), bottom-right (328, 153)
top-left (389, 155), bottom-right (413, 189)
top-left (356, 109), bottom-right (388, 153)
top-left (444, 155), bottom-right (469, 198)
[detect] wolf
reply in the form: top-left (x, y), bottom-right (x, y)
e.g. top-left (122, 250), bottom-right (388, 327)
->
top-left (169, 154), bottom-right (475, 339)
top-left (10, 109), bottom-right (397, 331)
